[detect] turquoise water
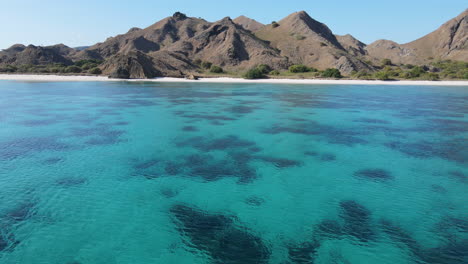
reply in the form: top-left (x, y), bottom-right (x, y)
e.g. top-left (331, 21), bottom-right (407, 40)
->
top-left (0, 81), bottom-right (466, 264)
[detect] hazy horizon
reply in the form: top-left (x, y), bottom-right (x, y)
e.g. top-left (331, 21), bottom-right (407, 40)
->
top-left (0, 0), bottom-right (466, 49)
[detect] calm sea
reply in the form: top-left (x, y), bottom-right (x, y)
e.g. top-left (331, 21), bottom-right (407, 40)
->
top-left (0, 81), bottom-right (466, 264)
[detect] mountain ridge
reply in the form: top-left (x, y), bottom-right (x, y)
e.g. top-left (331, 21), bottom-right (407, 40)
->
top-left (1, 10), bottom-right (466, 79)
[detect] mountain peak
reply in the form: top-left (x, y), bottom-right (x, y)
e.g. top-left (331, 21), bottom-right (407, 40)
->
top-left (172, 12), bottom-right (188, 21)
top-left (278, 10), bottom-right (343, 49)
top-left (233, 16), bottom-right (264, 32)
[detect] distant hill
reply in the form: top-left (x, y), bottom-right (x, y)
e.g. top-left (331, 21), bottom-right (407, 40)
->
top-left (1, 9), bottom-right (467, 79)
top-left (366, 9), bottom-right (468, 64)
top-left (74, 46), bottom-right (90, 51)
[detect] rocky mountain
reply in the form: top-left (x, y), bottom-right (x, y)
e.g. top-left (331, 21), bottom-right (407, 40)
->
top-left (74, 12), bottom-right (287, 78)
top-left (0, 44), bottom-right (75, 66)
top-left (233, 16), bottom-right (264, 32)
top-left (366, 9), bottom-right (468, 64)
top-left (255, 11), bottom-right (372, 74)
top-left (1, 10), bottom-right (467, 78)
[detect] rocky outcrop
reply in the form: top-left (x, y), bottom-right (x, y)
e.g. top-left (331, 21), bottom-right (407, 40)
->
top-left (334, 56), bottom-right (372, 74)
top-left (103, 51), bottom-right (161, 79)
top-left (336, 34), bottom-right (367, 56)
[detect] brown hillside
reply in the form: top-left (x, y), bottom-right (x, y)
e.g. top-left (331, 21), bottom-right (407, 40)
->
top-left (255, 11), bottom-right (372, 74)
top-left (405, 9), bottom-right (467, 61)
top-left (366, 9), bottom-right (468, 64)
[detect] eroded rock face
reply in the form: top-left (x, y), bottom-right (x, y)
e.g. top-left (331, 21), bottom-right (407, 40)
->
top-left (334, 56), bottom-right (372, 75)
top-left (102, 51), bottom-right (162, 79)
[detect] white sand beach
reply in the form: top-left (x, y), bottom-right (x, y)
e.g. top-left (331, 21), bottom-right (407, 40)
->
top-left (0, 74), bottom-right (467, 86)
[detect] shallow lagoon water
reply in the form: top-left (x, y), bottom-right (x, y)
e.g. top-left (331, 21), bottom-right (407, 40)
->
top-left (0, 81), bottom-right (467, 264)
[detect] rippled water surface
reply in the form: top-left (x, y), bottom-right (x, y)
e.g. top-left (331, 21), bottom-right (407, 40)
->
top-left (0, 81), bottom-right (467, 264)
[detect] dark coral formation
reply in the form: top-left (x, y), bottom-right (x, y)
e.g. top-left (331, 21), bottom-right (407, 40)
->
top-left (170, 204), bottom-right (270, 264)
top-left (261, 122), bottom-right (368, 146)
top-left (0, 136), bottom-right (71, 160)
top-left (339, 200), bottom-right (375, 242)
top-left (56, 177), bottom-right (88, 187)
top-left (288, 241), bottom-right (320, 264)
top-left (0, 202), bottom-right (36, 252)
top-left (353, 169), bottom-right (393, 181)
top-left (385, 138), bottom-right (468, 164)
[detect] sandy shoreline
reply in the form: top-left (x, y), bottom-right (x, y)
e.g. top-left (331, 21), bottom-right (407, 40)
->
top-left (0, 74), bottom-right (467, 86)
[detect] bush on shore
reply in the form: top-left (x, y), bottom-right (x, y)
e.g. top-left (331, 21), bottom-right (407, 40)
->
top-left (244, 68), bottom-right (266, 79)
top-left (65, 66), bottom-right (82, 73)
top-left (321, 68), bottom-right (342, 78)
top-left (89, 67), bottom-right (102, 75)
top-left (269, 70), bottom-right (280, 76)
top-left (257, 64), bottom-right (272, 74)
top-left (209, 65), bottom-right (223, 73)
top-left (201, 61), bottom-right (213, 69)
top-left (243, 64), bottom-right (277, 79)
top-left (289, 64), bottom-right (315, 73)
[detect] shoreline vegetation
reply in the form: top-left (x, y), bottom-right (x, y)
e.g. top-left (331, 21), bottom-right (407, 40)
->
top-left (0, 59), bottom-right (467, 82)
top-left (1, 74), bottom-right (467, 86)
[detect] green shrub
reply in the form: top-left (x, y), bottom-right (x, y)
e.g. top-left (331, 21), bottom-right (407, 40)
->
top-left (374, 71), bottom-right (391, 80)
top-left (89, 67), bottom-right (102, 75)
top-left (321, 68), bottom-right (342, 78)
top-left (209, 65), bottom-right (223, 73)
top-left (464, 72), bottom-right (468, 80)
top-left (425, 72), bottom-right (439, 81)
top-left (320, 42), bottom-right (327, 47)
top-left (269, 70), bottom-right (280, 76)
top-left (431, 60), bottom-right (468, 79)
top-left (272, 21), bottom-right (279, 28)
top-left (81, 63), bottom-right (98, 70)
top-left (409, 66), bottom-right (426, 78)
top-left (295, 34), bottom-right (306, 40)
top-left (289, 64), bottom-right (311, 73)
top-left (244, 68), bottom-right (266, 79)
top-left (74, 59), bottom-right (102, 67)
top-left (65, 65), bottom-right (82, 73)
top-left (257, 64), bottom-right (272, 74)
top-left (381, 59), bottom-right (393, 66)
top-left (49, 67), bottom-right (62, 73)
top-left (0, 65), bottom-right (18, 72)
top-left (201, 61), bottom-right (212, 69)
top-left (353, 70), bottom-right (371, 79)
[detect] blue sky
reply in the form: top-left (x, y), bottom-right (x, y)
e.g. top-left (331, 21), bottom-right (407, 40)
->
top-left (0, 0), bottom-right (466, 49)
